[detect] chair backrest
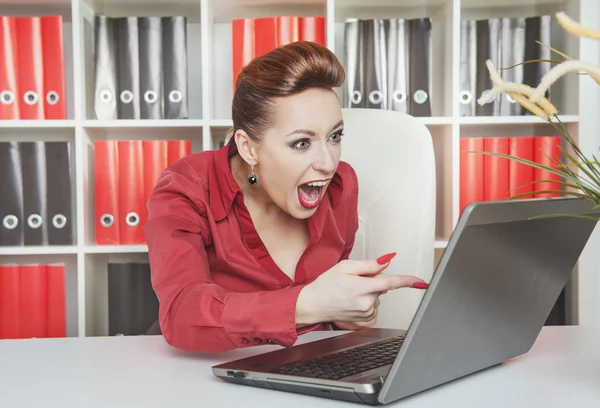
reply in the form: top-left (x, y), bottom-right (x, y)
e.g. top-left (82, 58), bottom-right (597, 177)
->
top-left (340, 108), bottom-right (436, 330)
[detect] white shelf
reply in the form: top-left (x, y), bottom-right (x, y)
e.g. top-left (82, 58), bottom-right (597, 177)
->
top-left (81, 119), bottom-right (205, 129)
top-left (0, 246), bottom-right (79, 255)
top-left (0, 0), bottom-right (598, 336)
top-left (84, 245), bottom-right (148, 254)
top-left (0, 120), bottom-right (76, 129)
top-left (459, 115), bottom-right (580, 125)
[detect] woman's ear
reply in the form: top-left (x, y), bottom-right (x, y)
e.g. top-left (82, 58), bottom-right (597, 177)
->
top-left (234, 129), bottom-right (258, 166)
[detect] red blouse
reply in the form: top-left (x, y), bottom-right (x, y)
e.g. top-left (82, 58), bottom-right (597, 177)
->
top-left (142, 142), bottom-right (359, 352)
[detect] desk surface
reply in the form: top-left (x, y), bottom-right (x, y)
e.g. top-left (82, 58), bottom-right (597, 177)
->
top-left (1, 326), bottom-right (599, 407)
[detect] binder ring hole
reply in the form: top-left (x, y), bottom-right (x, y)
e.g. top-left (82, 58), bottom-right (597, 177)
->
top-left (459, 91), bottom-right (473, 104)
top-left (46, 91), bottom-right (59, 105)
top-left (126, 212), bottom-right (140, 227)
top-left (169, 90), bottom-right (183, 103)
top-left (100, 214), bottom-right (114, 228)
top-left (392, 90), bottom-right (406, 103)
top-left (368, 90), bottom-right (383, 105)
top-left (351, 90), bottom-right (362, 105)
top-left (24, 91), bottom-right (39, 105)
top-left (413, 90), bottom-right (428, 104)
top-left (99, 90), bottom-right (113, 103)
top-left (144, 91), bottom-right (158, 104)
top-left (1, 91), bottom-right (15, 104)
top-left (52, 214), bottom-right (67, 229)
top-left (2, 215), bottom-right (18, 230)
top-left (27, 214), bottom-right (42, 229)
top-left (120, 90), bottom-right (134, 104)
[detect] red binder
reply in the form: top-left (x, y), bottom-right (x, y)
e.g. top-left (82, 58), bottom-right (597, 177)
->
top-left (509, 137), bottom-right (535, 199)
top-left (299, 17), bottom-right (325, 45)
top-left (254, 17), bottom-right (277, 57)
top-left (534, 136), bottom-right (562, 198)
top-left (459, 137), bottom-right (484, 214)
top-left (46, 263), bottom-right (66, 338)
top-left (232, 18), bottom-right (254, 89)
top-left (19, 264), bottom-right (48, 339)
top-left (118, 140), bottom-right (145, 244)
top-left (143, 140), bottom-right (168, 220)
top-left (0, 264), bottom-right (20, 339)
top-left (483, 137), bottom-right (510, 201)
top-left (15, 17), bottom-right (45, 119)
top-left (94, 140), bottom-right (120, 245)
top-left (167, 139), bottom-right (191, 166)
top-left (277, 16), bottom-right (298, 46)
top-left (0, 16), bottom-right (20, 119)
top-left (41, 16), bottom-right (66, 119)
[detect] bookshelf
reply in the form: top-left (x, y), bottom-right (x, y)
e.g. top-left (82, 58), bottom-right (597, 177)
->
top-left (0, 0), bottom-right (599, 338)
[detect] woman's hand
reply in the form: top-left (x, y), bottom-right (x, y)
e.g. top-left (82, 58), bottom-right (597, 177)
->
top-left (295, 253), bottom-right (428, 326)
top-left (332, 298), bottom-right (380, 330)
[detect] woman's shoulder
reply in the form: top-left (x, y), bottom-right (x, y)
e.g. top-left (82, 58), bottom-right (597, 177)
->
top-left (147, 149), bottom-right (223, 218)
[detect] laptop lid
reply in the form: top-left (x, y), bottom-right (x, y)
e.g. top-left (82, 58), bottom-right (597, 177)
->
top-left (378, 197), bottom-right (600, 404)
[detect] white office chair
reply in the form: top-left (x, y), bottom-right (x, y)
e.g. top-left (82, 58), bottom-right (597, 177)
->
top-left (340, 108), bottom-right (436, 331)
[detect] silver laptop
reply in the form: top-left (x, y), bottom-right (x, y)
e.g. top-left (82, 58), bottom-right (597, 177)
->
top-left (213, 197), bottom-right (600, 405)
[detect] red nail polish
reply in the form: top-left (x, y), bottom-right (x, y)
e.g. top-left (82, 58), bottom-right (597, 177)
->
top-left (376, 252), bottom-right (397, 265)
top-left (412, 282), bottom-right (429, 289)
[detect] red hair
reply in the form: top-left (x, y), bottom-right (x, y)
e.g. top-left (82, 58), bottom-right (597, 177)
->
top-left (227, 41), bottom-right (345, 143)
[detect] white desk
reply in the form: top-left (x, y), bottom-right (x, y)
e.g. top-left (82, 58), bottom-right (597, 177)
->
top-left (0, 326), bottom-right (599, 407)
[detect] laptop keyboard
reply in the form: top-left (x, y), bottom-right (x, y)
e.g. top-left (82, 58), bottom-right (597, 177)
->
top-left (276, 336), bottom-right (404, 381)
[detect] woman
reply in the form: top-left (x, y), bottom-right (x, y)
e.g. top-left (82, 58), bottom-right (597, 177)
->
top-left (143, 41), bottom-right (428, 353)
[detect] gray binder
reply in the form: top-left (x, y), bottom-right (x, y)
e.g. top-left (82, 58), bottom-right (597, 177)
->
top-left (386, 18), bottom-right (409, 113)
top-left (475, 18), bottom-right (501, 116)
top-left (362, 19), bottom-right (387, 109)
top-left (116, 17), bottom-right (140, 119)
top-left (138, 17), bottom-right (163, 119)
top-left (93, 15), bottom-right (118, 120)
top-left (343, 19), bottom-right (362, 108)
top-left (499, 17), bottom-right (525, 116)
top-left (523, 15), bottom-right (552, 109)
top-left (459, 20), bottom-right (476, 116)
top-left (162, 16), bottom-right (189, 119)
top-left (0, 142), bottom-right (24, 246)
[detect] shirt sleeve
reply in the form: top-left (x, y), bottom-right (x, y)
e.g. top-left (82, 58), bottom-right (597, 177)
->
top-left (142, 170), bottom-right (316, 352)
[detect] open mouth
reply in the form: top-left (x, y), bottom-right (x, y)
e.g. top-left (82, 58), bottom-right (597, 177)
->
top-left (297, 180), bottom-right (329, 209)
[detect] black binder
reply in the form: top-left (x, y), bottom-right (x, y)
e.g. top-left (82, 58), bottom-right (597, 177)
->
top-left (93, 15), bottom-right (118, 120)
top-left (20, 141), bottom-right (48, 246)
top-left (0, 142), bottom-right (24, 246)
top-left (162, 16), bottom-right (189, 119)
top-left (116, 17), bottom-right (140, 119)
top-left (45, 141), bottom-right (73, 245)
top-left (138, 17), bottom-right (163, 119)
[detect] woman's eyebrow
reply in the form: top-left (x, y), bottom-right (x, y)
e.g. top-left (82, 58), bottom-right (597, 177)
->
top-left (285, 120), bottom-right (344, 138)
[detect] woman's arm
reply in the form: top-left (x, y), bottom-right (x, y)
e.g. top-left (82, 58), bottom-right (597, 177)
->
top-left (143, 171), bottom-right (319, 353)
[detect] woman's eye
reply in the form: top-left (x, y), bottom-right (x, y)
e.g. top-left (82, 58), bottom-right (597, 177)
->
top-left (329, 132), bottom-right (344, 143)
top-left (292, 139), bottom-right (310, 150)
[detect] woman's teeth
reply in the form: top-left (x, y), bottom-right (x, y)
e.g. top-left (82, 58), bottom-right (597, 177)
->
top-left (306, 181), bottom-right (328, 187)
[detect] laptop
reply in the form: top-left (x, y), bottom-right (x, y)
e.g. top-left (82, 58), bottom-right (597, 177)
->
top-left (212, 197), bottom-right (600, 405)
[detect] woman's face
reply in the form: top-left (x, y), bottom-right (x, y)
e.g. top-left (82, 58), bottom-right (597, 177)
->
top-left (251, 88), bottom-right (344, 219)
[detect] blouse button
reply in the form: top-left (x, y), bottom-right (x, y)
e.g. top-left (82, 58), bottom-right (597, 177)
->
top-left (265, 338), bottom-right (273, 344)
top-left (254, 338), bottom-right (263, 344)
top-left (241, 338), bottom-right (250, 344)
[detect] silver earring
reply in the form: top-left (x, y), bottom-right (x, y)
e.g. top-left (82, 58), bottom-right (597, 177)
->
top-left (247, 164), bottom-right (258, 186)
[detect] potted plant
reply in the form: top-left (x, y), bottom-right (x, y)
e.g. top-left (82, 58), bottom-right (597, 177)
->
top-left (475, 12), bottom-right (600, 220)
